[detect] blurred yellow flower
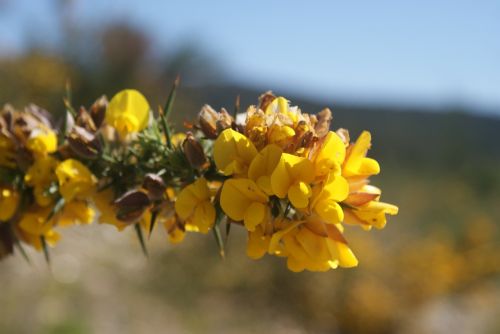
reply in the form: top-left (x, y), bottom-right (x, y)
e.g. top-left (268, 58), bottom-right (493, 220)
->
top-left (105, 89), bottom-right (150, 138)
top-left (247, 225), bottom-right (271, 260)
top-left (175, 178), bottom-right (215, 233)
top-left (26, 126), bottom-right (57, 156)
top-left (25, 155), bottom-right (59, 207)
top-left (0, 187), bottom-right (20, 222)
top-left (220, 178), bottom-right (268, 231)
top-left (55, 159), bottom-right (97, 202)
top-left (214, 128), bottom-right (257, 176)
top-left (91, 188), bottom-right (128, 231)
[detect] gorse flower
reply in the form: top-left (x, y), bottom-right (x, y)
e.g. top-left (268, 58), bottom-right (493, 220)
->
top-left (105, 89), bottom-right (150, 138)
top-left (0, 85), bottom-right (397, 273)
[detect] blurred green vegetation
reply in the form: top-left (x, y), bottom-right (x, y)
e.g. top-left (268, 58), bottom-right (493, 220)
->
top-left (0, 19), bottom-right (499, 334)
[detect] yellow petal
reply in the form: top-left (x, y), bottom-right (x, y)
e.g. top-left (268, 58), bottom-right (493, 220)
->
top-left (314, 131), bottom-right (346, 177)
top-left (248, 144), bottom-right (282, 195)
top-left (175, 178), bottom-right (210, 220)
top-left (56, 159), bottom-right (96, 202)
top-left (106, 89), bottom-right (150, 137)
top-left (192, 200), bottom-right (215, 233)
top-left (213, 129), bottom-right (257, 176)
top-left (343, 131), bottom-right (380, 177)
top-left (246, 226), bottom-right (270, 260)
top-left (0, 188), bottom-right (20, 221)
top-left (244, 202), bottom-right (267, 231)
top-left (26, 127), bottom-right (57, 155)
top-left (287, 181), bottom-right (312, 209)
top-left (220, 178), bottom-right (267, 222)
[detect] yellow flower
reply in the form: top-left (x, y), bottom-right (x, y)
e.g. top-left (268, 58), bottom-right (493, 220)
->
top-left (213, 128), bottom-right (257, 176)
top-left (342, 131), bottom-right (380, 178)
top-left (164, 216), bottom-right (185, 244)
top-left (91, 189), bottom-right (128, 231)
top-left (220, 178), bottom-right (268, 231)
top-left (269, 217), bottom-right (358, 272)
top-left (0, 187), bottom-right (20, 222)
top-left (25, 155), bottom-right (59, 207)
top-left (26, 126), bottom-right (57, 155)
top-left (310, 174), bottom-right (349, 224)
top-left (175, 178), bottom-right (215, 234)
top-left (16, 206), bottom-right (60, 250)
top-left (271, 153), bottom-right (315, 209)
top-left (268, 124), bottom-right (295, 148)
top-left (55, 159), bottom-right (96, 202)
top-left (343, 185), bottom-right (398, 230)
top-left (56, 200), bottom-right (95, 227)
top-left (313, 131), bottom-right (346, 177)
top-left (265, 96), bottom-right (299, 124)
top-left (247, 225), bottom-right (271, 259)
top-left (247, 144), bottom-right (282, 195)
top-left (106, 89), bottom-right (150, 138)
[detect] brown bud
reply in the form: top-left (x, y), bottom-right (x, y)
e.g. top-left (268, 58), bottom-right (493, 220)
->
top-left (76, 107), bottom-right (97, 132)
top-left (314, 108), bottom-right (333, 138)
top-left (258, 91), bottom-right (276, 112)
top-left (198, 104), bottom-right (218, 139)
top-left (89, 95), bottom-right (108, 129)
top-left (24, 104), bottom-right (52, 128)
top-left (143, 173), bottom-right (166, 201)
top-left (114, 190), bottom-right (151, 223)
top-left (67, 125), bottom-right (102, 159)
top-left (183, 133), bottom-right (208, 170)
top-left (216, 108), bottom-right (233, 133)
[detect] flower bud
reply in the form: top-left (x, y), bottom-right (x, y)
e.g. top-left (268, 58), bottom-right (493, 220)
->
top-left (183, 133), bottom-right (208, 170)
top-left (216, 108), bottom-right (233, 133)
top-left (67, 126), bottom-right (102, 159)
top-left (143, 173), bottom-right (166, 201)
top-left (314, 108), bottom-right (332, 138)
top-left (114, 190), bottom-right (151, 223)
top-left (76, 107), bottom-right (97, 132)
top-left (89, 95), bottom-right (108, 129)
top-left (198, 104), bottom-right (218, 139)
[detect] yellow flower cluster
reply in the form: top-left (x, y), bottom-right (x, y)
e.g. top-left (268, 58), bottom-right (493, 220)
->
top-left (0, 85), bottom-right (397, 272)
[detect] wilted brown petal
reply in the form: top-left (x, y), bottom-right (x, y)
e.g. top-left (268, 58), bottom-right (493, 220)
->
top-left (76, 107), bottom-right (97, 132)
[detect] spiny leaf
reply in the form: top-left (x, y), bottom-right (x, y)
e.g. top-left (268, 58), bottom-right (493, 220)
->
top-left (135, 223), bottom-right (149, 257)
top-left (15, 239), bottom-right (31, 264)
top-left (148, 209), bottom-right (158, 239)
top-left (40, 236), bottom-right (50, 265)
top-left (212, 204), bottom-right (226, 259)
top-left (159, 75), bottom-right (180, 149)
top-left (45, 197), bottom-right (65, 225)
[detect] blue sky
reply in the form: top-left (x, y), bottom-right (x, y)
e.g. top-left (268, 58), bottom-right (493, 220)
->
top-left (1, 0), bottom-right (499, 113)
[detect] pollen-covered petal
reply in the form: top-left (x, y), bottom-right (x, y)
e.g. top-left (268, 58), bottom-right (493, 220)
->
top-left (213, 128), bottom-right (257, 176)
top-left (244, 202), bottom-right (267, 231)
top-left (220, 179), bottom-right (267, 222)
top-left (288, 181), bottom-right (312, 209)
